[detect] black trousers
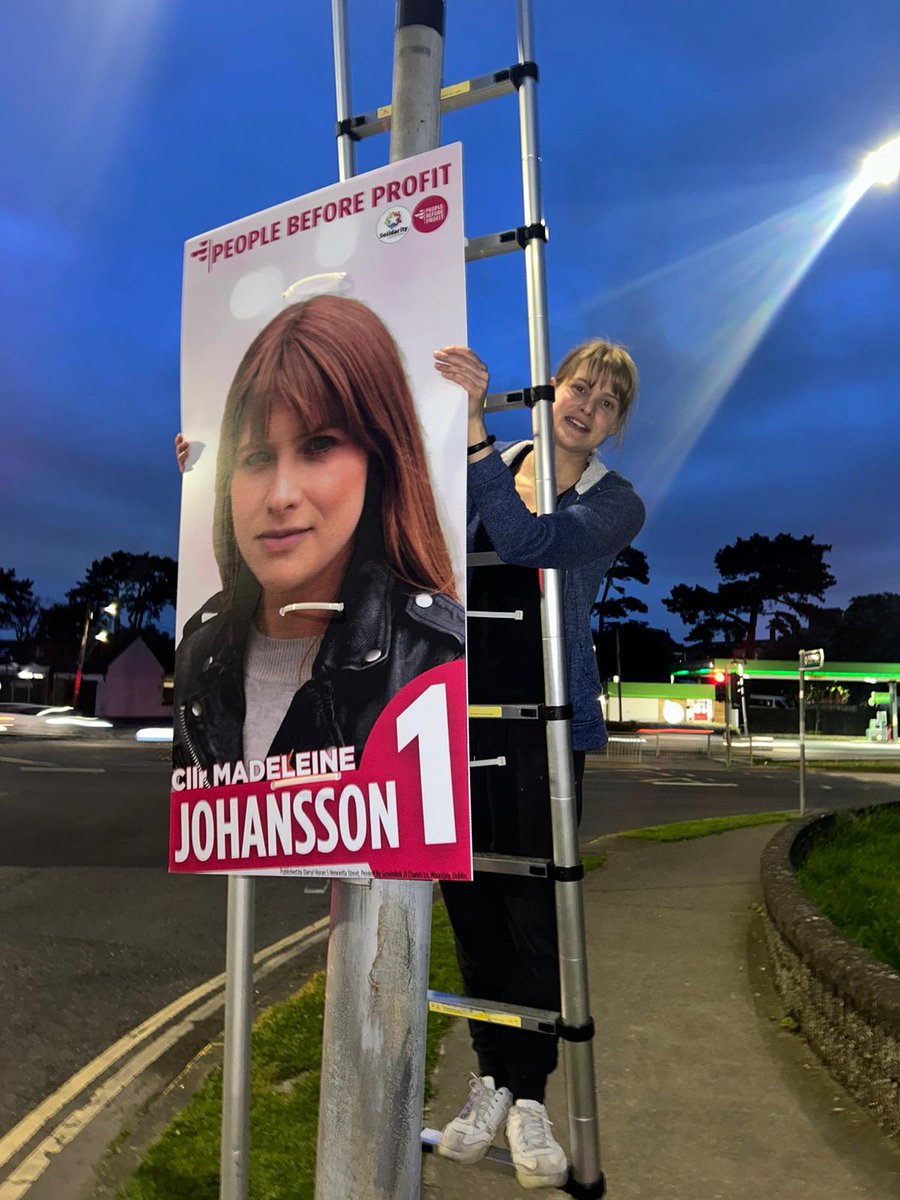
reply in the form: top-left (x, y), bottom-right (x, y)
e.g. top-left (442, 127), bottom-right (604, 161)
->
top-left (440, 720), bottom-right (585, 1103)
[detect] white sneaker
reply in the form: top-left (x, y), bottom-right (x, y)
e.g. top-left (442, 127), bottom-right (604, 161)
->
top-left (505, 1099), bottom-right (568, 1189)
top-left (437, 1074), bottom-right (513, 1163)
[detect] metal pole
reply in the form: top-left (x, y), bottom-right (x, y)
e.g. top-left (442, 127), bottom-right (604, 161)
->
top-left (220, 876), bottom-right (256, 1200)
top-left (724, 671), bottom-right (732, 768)
top-left (615, 628), bottom-right (623, 723)
top-left (316, 6), bottom-right (444, 1200)
top-left (890, 679), bottom-right (898, 743)
top-left (331, 0), bottom-right (356, 182)
top-left (798, 654), bottom-right (806, 816)
top-left (737, 667), bottom-right (751, 761)
top-left (73, 606), bottom-right (93, 709)
top-left (516, 0), bottom-right (603, 1189)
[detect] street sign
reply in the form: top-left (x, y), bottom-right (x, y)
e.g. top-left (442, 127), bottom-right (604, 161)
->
top-left (800, 649), bottom-right (825, 670)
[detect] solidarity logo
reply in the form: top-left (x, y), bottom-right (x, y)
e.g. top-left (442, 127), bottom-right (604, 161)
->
top-left (376, 205), bottom-right (412, 243)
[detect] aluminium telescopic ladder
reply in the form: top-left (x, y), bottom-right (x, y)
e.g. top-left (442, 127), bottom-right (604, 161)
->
top-left (330, 3), bottom-right (605, 1197)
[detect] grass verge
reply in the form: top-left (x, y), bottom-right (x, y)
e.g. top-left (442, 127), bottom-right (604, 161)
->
top-left (797, 805), bottom-right (900, 974)
top-left (116, 901), bottom-right (464, 1200)
top-left (617, 811), bottom-right (795, 843)
top-left (115, 857), bottom-right (606, 1199)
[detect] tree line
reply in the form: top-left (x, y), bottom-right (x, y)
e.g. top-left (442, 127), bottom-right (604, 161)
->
top-left (593, 531), bottom-right (900, 675)
top-left (1, 553), bottom-right (177, 646)
top-left (5, 533), bottom-right (898, 677)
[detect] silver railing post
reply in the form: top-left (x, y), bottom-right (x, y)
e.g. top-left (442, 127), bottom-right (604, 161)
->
top-left (315, 6), bottom-right (445, 1200)
top-left (516, 0), bottom-right (603, 1189)
top-left (331, 0), bottom-right (356, 183)
top-left (219, 876), bottom-right (255, 1200)
top-left (798, 654), bottom-right (807, 816)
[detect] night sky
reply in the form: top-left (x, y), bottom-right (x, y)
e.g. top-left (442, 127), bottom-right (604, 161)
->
top-left (3, 1), bottom-right (899, 638)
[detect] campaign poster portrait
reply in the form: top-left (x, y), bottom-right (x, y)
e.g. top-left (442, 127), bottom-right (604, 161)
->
top-left (170, 144), bottom-right (470, 882)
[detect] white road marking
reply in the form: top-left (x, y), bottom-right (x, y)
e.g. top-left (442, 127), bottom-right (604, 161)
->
top-left (650, 781), bottom-right (738, 788)
top-left (19, 767), bottom-right (105, 774)
top-left (0, 756), bottom-right (56, 769)
top-left (0, 914), bottom-right (330, 1196)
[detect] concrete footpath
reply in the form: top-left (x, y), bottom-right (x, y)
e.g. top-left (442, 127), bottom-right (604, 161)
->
top-left (424, 825), bottom-right (900, 1200)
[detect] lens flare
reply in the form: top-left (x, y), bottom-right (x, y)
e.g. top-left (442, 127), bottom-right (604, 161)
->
top-left (579, 174), bottom-right (868, 511)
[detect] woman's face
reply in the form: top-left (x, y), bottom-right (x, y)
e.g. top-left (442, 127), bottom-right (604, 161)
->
top-left (551, 371), bottom-right (621, 456)
top-left (230, 396), bottom-right (368, 604)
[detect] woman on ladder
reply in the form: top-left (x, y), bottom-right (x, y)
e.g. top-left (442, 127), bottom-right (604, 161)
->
top-left (433, 340), bottom-right (645, 1190)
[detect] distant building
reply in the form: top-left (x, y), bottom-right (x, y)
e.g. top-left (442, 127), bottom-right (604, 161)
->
top-left (0, 635), bottom-right (172, 720)
top-left (95, 637), bottom-right (171, 720)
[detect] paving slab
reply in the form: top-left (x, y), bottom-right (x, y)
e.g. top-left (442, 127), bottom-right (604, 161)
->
top-left (424, 826), bottom-right (900, 1199)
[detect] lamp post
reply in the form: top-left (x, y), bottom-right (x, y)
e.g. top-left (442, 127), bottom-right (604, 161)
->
top-left (798, 649), bottom-right (825, 816)
top-left (857, 134), bottom-right (900, 189)
top-left (72, 601), bottom-right (118, 709)
top-left (72, 608), bottom-right (94, 709)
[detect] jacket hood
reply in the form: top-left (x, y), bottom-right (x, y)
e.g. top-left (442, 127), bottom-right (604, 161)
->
top-left (498, 439), bottom-right (609, 495)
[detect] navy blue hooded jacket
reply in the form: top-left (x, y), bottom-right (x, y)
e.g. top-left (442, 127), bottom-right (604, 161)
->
top-left (467, 441), bottom-right (645, 751)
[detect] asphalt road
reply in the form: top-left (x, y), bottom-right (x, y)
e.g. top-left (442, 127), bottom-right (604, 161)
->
top-left (0, 733), bottom-right (896, 1141)
top-left (0, 736), bottom-right (331, 1138)
top-left (579, 754), bottom-right (900, 843)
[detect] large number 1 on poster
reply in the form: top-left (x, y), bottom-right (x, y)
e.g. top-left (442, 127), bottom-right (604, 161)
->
top-left (395, 683), bottom-right (457, 845)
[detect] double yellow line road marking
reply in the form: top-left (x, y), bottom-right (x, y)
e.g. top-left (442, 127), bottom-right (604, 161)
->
top-left (0, 915), bottom-right (330, 1199)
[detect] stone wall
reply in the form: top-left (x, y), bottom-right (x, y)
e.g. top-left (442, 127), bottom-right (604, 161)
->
top-left (761, 808), bottom-right (900, 1138)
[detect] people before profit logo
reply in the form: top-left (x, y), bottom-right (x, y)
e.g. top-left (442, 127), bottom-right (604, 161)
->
top-left (412, 195), bottom-right (448, 234)
top-left (188, 161), bottom-right (455, 268)
top-left (189, 220), bottom-right (284, 272)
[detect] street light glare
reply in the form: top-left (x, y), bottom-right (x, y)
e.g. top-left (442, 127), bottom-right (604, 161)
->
top-left (859, 134), bottom-right (900, 188)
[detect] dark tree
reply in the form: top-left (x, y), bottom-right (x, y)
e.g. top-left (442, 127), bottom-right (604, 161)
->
top-left (594, 621), bottom-right (681, 684)
top-left (592, 547), bottom-right (649, 637)
top-left (35, 602), bottom-right (84, 644)
top-left (67, 552), bottom-right (177, 631)
top-left (0, 568), bottom-right (41, 640)
top-left (830, 593), bottom-right (900, 662)
top-left (663, 533), bottom-right (835, 655)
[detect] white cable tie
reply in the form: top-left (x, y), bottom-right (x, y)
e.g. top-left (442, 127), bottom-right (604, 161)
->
top-left (467, 609), bottom-right (524, 621)
top-left (282, 272), bottom-right (352, 303)
top-left (279, 602), bottom-right (345, 617)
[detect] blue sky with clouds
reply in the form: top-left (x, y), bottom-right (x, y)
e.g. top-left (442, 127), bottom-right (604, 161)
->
top-left (2, 0), bottom-right (898, 637)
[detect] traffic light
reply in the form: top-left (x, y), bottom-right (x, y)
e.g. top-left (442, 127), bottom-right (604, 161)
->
top-left (708, 670), bottom-right (728, 702)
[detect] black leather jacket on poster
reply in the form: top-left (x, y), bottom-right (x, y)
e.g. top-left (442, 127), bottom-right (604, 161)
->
top-left (173, 556), bottom-right (465, 772)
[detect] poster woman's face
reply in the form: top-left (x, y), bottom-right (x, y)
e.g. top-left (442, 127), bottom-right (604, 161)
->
top-left (230, 396), bottom-right (368, 602)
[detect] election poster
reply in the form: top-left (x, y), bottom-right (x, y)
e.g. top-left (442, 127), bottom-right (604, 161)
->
top-left (171, 144), bottom-right (470, 882)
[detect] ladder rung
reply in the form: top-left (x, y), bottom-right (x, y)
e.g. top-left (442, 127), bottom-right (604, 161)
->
top-left (469, 757), bottom-right (507, 769)
top-left (467, 550), bottom-right (503, 567)
top-left (428, 990), bottom-right (558, 1034)
top-left (422, 1128), bottom-right (515, 1171)
top-left (483, 389), bottom-right (528, 413)
top-left (468, 609), bottom-right (524, 621)
top-left (474, 852), bottom-right (550, 878)
top-left (339, 68), bottom-right (520, 141)
top-left (468, 704), bottom-right (541, 720)
top-left (465, 230), bottom-right (523, 262)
